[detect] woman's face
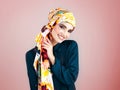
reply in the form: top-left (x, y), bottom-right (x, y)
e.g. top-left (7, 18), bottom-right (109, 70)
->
top-left (50, 22), bottom-right (74, 44)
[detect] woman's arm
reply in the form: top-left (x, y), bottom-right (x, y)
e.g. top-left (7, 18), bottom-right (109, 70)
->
top-left (51, 41), bottom-right (79, 85)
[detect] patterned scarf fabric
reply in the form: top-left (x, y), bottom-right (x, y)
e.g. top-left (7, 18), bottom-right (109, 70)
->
top-left (33, 8), bottom-right (76, 90)
top-left (34, 28), bottom-right (53, 90)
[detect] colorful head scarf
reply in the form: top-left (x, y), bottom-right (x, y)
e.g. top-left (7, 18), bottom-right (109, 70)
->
top-left (46, 8), bottom-right (76, 30)
top-left (34, 8), bottom-right (76, 90)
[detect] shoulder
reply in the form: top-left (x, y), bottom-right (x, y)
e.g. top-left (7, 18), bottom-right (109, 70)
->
top-left (25, 46), bottom-right (38, 59)
top-left (61, 40), bottom-right (78, 48)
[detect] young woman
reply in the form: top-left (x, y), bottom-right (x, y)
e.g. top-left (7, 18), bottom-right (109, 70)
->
top-left (26, 8), bottom-right (79, 90)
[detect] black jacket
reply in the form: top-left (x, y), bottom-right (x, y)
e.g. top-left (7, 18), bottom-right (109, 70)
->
top-left (26, 40), bottom-right (79, 90)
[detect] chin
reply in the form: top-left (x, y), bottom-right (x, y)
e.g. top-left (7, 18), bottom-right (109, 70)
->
top-left (57, 39), bottom-right (66, 43)
top-left (54, 37), bottom-right (66, 44)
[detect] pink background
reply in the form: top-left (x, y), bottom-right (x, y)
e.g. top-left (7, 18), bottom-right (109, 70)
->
top-left (0, 0), bottom-right (120, 90)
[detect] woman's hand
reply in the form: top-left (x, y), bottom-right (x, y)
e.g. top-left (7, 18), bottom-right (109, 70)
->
top-left (42, 37), bottom-right (55, 65)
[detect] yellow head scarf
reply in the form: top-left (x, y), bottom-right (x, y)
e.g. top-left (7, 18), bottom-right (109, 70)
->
top-left (46, 8), bottom-right (76, 29)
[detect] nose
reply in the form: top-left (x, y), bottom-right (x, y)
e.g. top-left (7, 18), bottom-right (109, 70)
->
top-left (62, 30), bottom-right (69, 38)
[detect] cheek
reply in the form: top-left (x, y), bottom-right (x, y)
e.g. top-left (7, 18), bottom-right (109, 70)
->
top-left (53, 27), bottom-right (59, 34)
top-left (52, 26), bottom-right (60, 36)
top-left (66, 33), bottom-right (70, 38)
top-left (51, 28), bottom-right (58, 38)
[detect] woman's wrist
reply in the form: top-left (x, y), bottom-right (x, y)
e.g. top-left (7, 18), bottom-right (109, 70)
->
top-left (50, 55), bottom-right (55, 65)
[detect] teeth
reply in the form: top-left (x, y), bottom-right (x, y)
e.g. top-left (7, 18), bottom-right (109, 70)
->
top-left (58, 35), bottom-right (64, 40)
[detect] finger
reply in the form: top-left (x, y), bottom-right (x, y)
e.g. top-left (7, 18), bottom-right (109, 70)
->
top-left (41, 45), bottom-right (48, 50)
top-left (42, 42), bottom-right (48, 47)
top-left (43, 39), bottom-right (49, 45)
top-left (46, 37), bottom-right (51, 44)
top-left (41, 43), bottom-right (49, 49)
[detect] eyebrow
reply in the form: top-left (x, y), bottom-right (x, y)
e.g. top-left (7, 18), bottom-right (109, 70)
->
top-left (59, 23), bottom-right (73, 30)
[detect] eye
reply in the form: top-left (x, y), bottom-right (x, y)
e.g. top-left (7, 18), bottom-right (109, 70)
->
top-left (59, 24), bottom-right (66, 29)
top-left (68, 29), bottom-right (74, 33)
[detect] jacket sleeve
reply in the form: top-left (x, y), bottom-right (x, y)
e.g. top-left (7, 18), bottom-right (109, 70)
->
top-left (51, 41), bottom-right (79, 85)
top-left (25, 48), bottom-right (38, 90)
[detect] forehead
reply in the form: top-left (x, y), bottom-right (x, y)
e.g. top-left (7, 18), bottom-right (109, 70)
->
top-left (59, 22), bottom-right (73, 30)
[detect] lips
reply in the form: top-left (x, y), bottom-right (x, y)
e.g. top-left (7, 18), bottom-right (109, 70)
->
top-left (58, 34), bottom-right (65, 41)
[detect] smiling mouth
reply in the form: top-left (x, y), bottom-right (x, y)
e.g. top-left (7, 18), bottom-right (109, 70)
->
top-left (58, 34), bottom-right (65, 40)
